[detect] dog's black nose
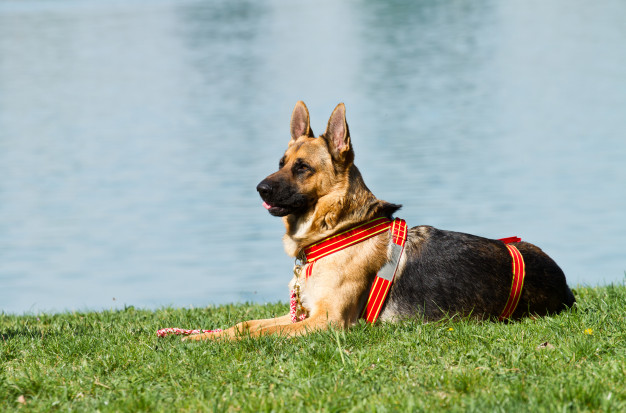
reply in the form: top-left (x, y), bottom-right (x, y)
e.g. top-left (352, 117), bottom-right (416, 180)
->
top-left (256, 182), bottom-right (273, 198)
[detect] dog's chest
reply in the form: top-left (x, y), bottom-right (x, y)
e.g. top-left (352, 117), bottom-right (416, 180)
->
top-left (288, 259), bottom-right (336, 319)
top-left (288, 243), bottom-right (379, 319)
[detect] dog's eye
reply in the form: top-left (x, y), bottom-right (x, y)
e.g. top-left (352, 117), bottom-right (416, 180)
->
top-left (278, 157), bottom-right (286, 169)
top-left (293, 161), bottom-right (313, 175)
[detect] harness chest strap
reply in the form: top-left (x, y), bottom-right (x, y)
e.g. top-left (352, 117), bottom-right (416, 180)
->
top-left (301, 216), bottom-right (396, 281)
top-left (304, 217), bottom-right (394, 263)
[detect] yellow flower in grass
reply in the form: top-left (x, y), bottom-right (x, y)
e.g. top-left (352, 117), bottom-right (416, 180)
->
top-left (448, 328), bottom-right (454, 331)
top-left (584, 328), bottom-right (593, 335)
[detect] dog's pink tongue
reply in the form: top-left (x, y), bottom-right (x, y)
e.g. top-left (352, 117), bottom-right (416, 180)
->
top-left (262, 202), bottom-right (272, 210)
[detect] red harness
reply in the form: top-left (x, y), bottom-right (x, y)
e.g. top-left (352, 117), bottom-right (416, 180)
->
top-left (300, 218), bottom-right (526, 323)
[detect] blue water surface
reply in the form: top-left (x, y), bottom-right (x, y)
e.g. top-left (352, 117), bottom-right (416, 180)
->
top-left (0, 0), bottom-right (624, 314)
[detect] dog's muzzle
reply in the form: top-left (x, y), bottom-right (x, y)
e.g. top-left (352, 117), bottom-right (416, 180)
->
top-left (256, 179), bottom-right (306, 217)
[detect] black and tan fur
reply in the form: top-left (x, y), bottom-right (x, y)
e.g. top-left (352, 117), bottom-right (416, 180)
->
top-left (185, 101), bottom-right (575, 341)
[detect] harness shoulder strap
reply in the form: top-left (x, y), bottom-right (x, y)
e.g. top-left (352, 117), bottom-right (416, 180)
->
top-left (361, 218), bottom-right (408, 323)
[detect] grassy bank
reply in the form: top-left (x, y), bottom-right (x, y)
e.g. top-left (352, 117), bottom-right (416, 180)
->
top-left (1, 285), bottom-right (624, 412)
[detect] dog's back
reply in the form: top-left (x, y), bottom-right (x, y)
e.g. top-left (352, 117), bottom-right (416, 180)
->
top-left (381, 226), bottom-right (575, 321)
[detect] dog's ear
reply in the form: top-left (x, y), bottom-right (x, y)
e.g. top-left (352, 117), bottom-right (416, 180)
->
top-left (290, 101), bottom-right (314, 142)
top-left (324, 103), bottom-right (353, 162)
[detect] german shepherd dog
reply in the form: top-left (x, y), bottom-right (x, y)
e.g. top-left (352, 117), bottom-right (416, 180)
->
top-left (185, 101), bottom-right (575, 341)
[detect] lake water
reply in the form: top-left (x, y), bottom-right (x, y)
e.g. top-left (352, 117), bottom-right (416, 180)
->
top-left (1, 0), bottom-right (625, 314)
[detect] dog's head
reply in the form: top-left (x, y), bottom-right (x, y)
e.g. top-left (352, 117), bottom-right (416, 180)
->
top-left (257, 101), bottom-right (354, 217)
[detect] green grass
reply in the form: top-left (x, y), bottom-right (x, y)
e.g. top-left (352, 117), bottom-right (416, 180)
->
top-left (1, 285), bottom-right (625, 412)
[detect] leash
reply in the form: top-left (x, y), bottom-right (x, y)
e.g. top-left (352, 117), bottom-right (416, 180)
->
top-left (157, 224), bottom-right (526, 336)
top-left (156, 327), bottom-right (222, 337)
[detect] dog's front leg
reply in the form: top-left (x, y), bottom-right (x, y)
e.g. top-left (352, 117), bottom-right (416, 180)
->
top-left (183, 314), bottom-right (293, 341)
top-left (218, 301), bottom-right (349, 339)
top-left (247, 313), bottom-right (343, 338)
